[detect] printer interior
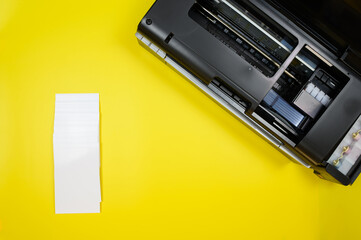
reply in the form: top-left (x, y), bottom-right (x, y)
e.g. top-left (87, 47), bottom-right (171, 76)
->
top-left (190, 0), bottom-right (350, 145)
top-left (189, 0), bottom-right (298, 77)
top-left (256, 46), bottom-right (350, 144)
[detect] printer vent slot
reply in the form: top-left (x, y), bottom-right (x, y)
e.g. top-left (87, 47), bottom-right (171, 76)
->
top-left (210, 78), bottom-right (250, 110)
top-left (165, 33), bottom-right (174, 44)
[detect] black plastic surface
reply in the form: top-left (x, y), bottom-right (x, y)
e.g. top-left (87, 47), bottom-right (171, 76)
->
top-left (137, 0), bottom-right (361, 184)
top-left (138, 0), bottom-right (280, 108)
top-left (267, 0), bottom-right (361, 61)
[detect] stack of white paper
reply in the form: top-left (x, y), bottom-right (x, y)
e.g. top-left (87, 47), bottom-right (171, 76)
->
top-left (53, 93), bottom-right (101, 214)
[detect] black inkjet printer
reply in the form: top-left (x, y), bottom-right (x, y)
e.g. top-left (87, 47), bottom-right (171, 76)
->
top-left (136, 0), bottom-right (361, 185)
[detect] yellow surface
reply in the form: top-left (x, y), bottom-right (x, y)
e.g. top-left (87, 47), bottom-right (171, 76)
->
top-left (0, 1), bottom-right (360, 239)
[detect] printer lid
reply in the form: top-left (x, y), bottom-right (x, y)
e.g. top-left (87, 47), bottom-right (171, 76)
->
top-left (267, 0), bottom-right (361, 74)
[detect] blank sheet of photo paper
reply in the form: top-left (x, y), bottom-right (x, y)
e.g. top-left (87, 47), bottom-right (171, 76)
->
top-left (53, 93), bottom-right (101, 214)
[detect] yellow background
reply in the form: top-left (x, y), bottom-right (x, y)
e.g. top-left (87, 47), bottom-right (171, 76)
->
top-left (0, 1), bottom-right (360, 239)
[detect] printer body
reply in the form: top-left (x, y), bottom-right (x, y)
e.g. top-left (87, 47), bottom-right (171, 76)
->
top-left (137, 0), bottom-right (361, 185)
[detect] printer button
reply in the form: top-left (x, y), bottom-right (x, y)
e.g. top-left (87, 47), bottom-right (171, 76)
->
top-left (316, 71), bottom-right (324, 79)
top-left (321, 74), bottom-right (329, 83)
top-left (326, 79), bottom-right (337, 89)
top-left (234, 95), bottom-right (241, 102)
